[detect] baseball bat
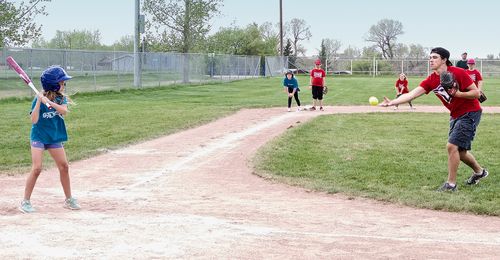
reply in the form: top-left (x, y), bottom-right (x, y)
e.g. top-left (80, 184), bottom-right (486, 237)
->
top-left (6, 56), bottom-right (52, 109)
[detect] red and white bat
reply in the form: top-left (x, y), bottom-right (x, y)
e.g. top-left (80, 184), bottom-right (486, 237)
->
top-left (6, 56), bottom-right (52, 109)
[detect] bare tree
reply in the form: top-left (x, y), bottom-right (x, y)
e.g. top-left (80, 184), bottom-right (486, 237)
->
top-left (317, 38), bottom-right (341, 71)
top-left (323, 38), bottom-right (341, 61)
top-left (393, 43), bottom-right (408, 59)
top-left (286, 18), bottom-right (311, 56)
top-left (365, 19), bottom-right (403, 59)
top-left (342, 45), bottom-right (361, 58)
top-left (407, 44), bottom-right (427, 59)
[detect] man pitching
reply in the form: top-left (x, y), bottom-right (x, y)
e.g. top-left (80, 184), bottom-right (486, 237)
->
top-left (380, 47), bottom-right (488, 192)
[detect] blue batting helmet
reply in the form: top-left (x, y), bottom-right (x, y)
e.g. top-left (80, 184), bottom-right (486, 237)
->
top-left (40, 66), bottom-right (72, 92)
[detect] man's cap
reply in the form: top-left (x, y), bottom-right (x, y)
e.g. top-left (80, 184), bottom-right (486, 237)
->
top-left (431, 47), bottom-right (453, 66)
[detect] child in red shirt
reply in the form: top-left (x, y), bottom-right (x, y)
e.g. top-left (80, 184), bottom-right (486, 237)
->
top-left (309, 59), bottom-right (326, 111)
top-left (464, 59), bottom-right (486, 103)
top-left (394, 73), bottom-right (414, 110)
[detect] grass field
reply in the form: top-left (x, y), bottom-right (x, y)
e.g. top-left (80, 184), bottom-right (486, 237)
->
top-left (1, 76), bottom-right (498, 214)
top-left (253, 113), bottom-right (500, 216)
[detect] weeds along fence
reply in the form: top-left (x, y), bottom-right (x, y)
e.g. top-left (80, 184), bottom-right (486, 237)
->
top-left (0, 47), bottom-right (262, 99)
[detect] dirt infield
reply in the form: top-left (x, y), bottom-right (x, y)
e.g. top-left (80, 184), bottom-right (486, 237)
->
top-left (1, 105), bottom-right (500, 259)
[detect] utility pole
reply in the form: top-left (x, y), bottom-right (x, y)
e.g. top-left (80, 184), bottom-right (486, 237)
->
top-left (133, 0), bottom-right (142, 87)
top-left (279, 0), bottom-right (283, 56)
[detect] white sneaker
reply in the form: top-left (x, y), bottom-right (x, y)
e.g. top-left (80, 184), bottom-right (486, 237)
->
top-left (64, 197), bottom-right (81, 210)
top-left (297, 107), bottom-right (301, 111)
top-left (287, 108), bottom-right (291, 112)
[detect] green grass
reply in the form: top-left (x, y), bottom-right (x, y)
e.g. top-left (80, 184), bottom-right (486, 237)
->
top-left (253, 113), bottom-right (500, 215)
top-left (0, 78), bottom-right (284, 173)
top-left (1, 76), bottom-right (499, 215)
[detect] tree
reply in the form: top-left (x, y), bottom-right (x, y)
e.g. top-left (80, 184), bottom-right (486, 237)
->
top-left (286, 18), bottom-right (311, 56)
top-left (111, 35), bottom-right (134, 52)
top-left (318, 39), bottom-right (327, 67)
top-left (365, 19), bottom-right (404, 59)
top-left (407, 44), bottom-right (427, 59)
top-left (143, 0), bottom-right (222, 53)
top-left (487, 54), bottom-right (494, 60)
top-left (35, 29), bottom-right (102, 50)
top-left (205, 23), bottom-right (279, 56)
top-left (283, 38), bottom-right (293, 56)
top-left (320, 38), bottom-right (341, 71)
top-left (0, 0), bottom-right (51, 47)
top-left (361, 46), bottom-right (381, 59)
top-left (258, 22), bottom-right (280, 55)
top-left (283, 38), bottom-right (295, 69)
top-left (392, 43), bottom-right (408, 59)
top-left (342, 45), bottom-right (361, 58)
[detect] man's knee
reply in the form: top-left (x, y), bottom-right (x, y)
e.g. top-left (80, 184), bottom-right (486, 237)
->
top-left (447, 142), bottom-right (459, 154)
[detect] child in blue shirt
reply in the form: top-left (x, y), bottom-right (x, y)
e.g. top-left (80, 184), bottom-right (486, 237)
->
top-left (283, 70), bottom-right (301, 111)
top-left (20, 66), bottom-right (80, 213)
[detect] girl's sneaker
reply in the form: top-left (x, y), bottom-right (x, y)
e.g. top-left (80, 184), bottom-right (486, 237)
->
top-left (64, 197), bottom-right (81, 210)
top-left (19, 200), bottom-right (36, 213)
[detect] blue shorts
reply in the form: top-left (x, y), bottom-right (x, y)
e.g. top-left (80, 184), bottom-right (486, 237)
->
top-left (448, 110), bottom-right (482, 151)
top-left (31, 140), bottom-right (64, 150)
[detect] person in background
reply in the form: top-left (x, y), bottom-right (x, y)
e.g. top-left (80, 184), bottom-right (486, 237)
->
top-left (394, 73), bottom-right (414, 110)
top-left (309, 59), bottom-right (326, 111)
top-left (455, 52), bottom-right (468, 70)
top-left (283, 70), bottom-right (301, 112)
top-left (464, 58), bottom-right (485, 102)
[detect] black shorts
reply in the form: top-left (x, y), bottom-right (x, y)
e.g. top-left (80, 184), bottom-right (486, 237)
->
top-left (448, 110), bottom-right (482, 151)
top-left (312, 86), bottom-right (324, 100)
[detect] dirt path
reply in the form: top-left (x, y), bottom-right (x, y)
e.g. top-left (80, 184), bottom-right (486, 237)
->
top-left (1, 105), bottom-right (500, 259)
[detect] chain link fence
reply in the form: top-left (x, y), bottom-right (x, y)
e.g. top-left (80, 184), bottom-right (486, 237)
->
top-left (1, 47), bottom-right (262, 99)
top-left (289, 56), bottom-right (500, 77)
top-left (3, 47), bottom-right (500, 99)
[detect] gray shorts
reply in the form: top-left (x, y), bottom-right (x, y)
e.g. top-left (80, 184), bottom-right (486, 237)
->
top-left (448, 110), bottom-right (482, 151)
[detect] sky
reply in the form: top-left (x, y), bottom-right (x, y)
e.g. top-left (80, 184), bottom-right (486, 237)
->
top-left (14, 0), bottom-right (500, 59)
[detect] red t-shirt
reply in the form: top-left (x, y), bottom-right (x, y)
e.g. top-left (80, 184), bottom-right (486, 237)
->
top-left (395, 79), bottom-right (409, 94)
top-left (310, 68), bottom-right (325, 87)
top-left (420, 66), bottom-right (481, 119)
top-left (465, 69), bottom-right (483, 87)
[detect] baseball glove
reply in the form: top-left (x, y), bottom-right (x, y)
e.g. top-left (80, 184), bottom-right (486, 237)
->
top-left (479, 91), bottom-right (487, 103)
top-left (440, 71), bottom-right (458, 96)
top-left (323, 86), bottom-right (328, 95)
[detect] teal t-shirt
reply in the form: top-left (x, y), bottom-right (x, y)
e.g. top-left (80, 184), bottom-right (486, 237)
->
top-left (30, 96), bottom-right (68, 144)
top-left (283, 77), bottom-right (299, 91)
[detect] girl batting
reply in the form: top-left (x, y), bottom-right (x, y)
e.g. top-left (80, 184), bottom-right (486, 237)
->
top-left (20, 66), bottom-right (80, 213)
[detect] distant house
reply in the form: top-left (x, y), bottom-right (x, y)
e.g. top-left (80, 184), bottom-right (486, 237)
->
top-left (97, 55), bottom-right (134, 72)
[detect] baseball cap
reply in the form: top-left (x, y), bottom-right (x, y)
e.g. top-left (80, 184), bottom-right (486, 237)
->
top-left (430, 47), bottom-right (452, 66)
top-left (467, 58), bottom-right (475, 64)
top-left (314, 59), bottom-right (321, 65)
